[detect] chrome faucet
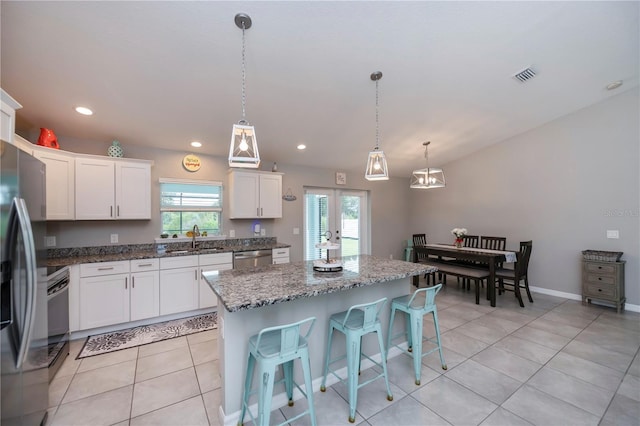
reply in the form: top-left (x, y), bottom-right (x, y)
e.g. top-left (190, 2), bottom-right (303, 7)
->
top-left (192, 225), bottom-right (200, 250)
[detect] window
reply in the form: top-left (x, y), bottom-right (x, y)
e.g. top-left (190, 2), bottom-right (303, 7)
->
top-left (160, 178), bottom-right (222, 236)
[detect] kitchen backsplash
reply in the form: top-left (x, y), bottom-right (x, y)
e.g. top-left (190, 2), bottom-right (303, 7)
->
top-left (47, 237), bottom-right (278, 259)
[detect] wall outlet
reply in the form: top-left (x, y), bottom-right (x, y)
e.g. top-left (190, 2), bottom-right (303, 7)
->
top-left (110, 234), bottom-right (119, 243)
top-left (606, 230), bottom-right (619, 239)
top-left (229, 229), bottom-right (235, 238)
top-left (261, 228), bottom-right (266, 236)
top-left (293, 227), bottom-right (300, 235)
top-left (45, 236), bottom-right (56, 247)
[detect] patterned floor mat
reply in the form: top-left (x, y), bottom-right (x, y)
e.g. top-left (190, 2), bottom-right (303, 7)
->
top-left (77, 312), bottom-right (217, 359)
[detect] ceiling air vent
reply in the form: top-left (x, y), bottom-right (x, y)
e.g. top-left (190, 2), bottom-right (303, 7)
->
top-left (513, 67), bottom-right (536, 83)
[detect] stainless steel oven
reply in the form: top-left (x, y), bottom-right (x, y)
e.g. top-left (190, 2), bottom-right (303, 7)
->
top-left (47, 265), bottom-right (69, 381)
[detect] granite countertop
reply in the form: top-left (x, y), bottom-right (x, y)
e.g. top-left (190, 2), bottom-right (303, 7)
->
top-left (202, 254), bottom-right (437, 313)
top-left (47, 239), bottom-right (290, 267)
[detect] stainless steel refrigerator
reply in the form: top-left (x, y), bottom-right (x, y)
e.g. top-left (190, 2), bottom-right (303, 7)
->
top-left (1, 141), bottom-right (48, 425)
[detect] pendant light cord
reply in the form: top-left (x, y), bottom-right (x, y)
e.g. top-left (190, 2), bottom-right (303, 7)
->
top-left (241, 23), bottom-right (247, 121)
top-left (375, 79), bottom-right (380, 150)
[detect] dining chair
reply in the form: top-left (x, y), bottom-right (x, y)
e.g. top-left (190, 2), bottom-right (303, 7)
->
top-left (412, 234), bottom-right (438, 285)
top-left (494, 241), bottom-right (533, 307)
top-left (480, 236), bottom-right (506, 251)
top-left (458, 235), bottom-right (480, 289)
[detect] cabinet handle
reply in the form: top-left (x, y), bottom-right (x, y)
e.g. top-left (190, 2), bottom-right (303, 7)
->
top-left (138, 263), bottom-right (153, 267)
top-left (261, 207), bottom-right (263, 216)
top-left (257, 207), bottom-right (260, 216)
top-left (98, 267), bottom-right (114, 271)
top-left (117, 205), bottom-right (120, 217)
top-left (598, 277), bottom-right (602, 281)
top-left (598, 266), bottom-right (602, 269)
top-left (598, 288), bottom-right (602, 292)
top-left (110, 206), bottom-right (113, 217)
top-left (132, 276), bottom-right (135, 288)
top-left (195, 269), bottom-right (198, 280)
top-left (125, 277), bottom-right (128, 289)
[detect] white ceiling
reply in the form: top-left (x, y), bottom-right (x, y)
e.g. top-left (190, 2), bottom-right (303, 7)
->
top-left (1, 1), bottom-right (638, 177)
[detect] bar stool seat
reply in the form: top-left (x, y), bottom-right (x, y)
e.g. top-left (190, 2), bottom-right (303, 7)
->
top-left (239, 317), bottom-right (317, 426)
top-left (320, 298), bottom-right (392, 423)
top-left (387, 284), bottom-right (447, 386)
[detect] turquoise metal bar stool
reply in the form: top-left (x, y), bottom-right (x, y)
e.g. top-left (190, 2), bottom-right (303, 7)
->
top-left (320, 298), bottom-right (392, 423)
top-left (387, 284), bottom-right (447, 385)
top-left (238, 317), bottom-right (317, 426)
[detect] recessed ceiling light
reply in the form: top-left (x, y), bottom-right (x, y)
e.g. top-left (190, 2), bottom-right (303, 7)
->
top-left (606, 80), bottom-right (623, 91)
top-left (190, 141), bottom-right (202, 148)
top-left (75, 106), bottom-right (93, 116)
top-left (297, 144), bottom-right (306, 150)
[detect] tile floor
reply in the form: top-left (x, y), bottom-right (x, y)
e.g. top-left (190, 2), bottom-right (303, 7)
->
top-left (47, 283), bottom-right (640, 426)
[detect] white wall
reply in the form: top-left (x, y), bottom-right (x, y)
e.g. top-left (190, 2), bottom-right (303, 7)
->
top-left (409, 89), bottom-right (639, 305)
top-left (41, 137), bottom-right (412, 262)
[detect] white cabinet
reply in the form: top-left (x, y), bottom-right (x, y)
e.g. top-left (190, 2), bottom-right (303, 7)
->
top-left (130, 259), bottom-right (160, 321)
top-left (159, 256), bottom-right (199, 315)
top-left (272, 247), bottom-right (290, 264)
top-left (228, 170), bottom-right (282, 219)
top-left (32, 146), bottom-right (75, 220)
top-left (75, 157), bottom-right (151, 220)
top-left (1, 89), bottom-right (21, 143)
top-left (79, 261), bottom-right (131, 330)
top-left (198, 252), bottom-right (233, 309)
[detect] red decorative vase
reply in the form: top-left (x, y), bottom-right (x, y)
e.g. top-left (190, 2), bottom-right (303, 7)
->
top-left (37, 128), bottom-right (59, 149)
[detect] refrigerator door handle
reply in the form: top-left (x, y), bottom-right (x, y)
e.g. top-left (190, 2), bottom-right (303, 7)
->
top-left (0, 199), bottom-right (19, 331)
top-left (13, 198), bottom-right (38, 369)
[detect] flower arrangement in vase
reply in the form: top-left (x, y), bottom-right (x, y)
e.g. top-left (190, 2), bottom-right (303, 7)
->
top-left (451, 228), bottom-right (468, 248)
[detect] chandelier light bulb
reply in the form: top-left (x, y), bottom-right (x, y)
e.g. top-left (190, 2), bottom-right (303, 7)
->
top-left (239, 133), bottom-right (249, 151)
top-left (419, 177), bottom-right (425, 184)
top-left (374, 159), bottom-right (381, 170)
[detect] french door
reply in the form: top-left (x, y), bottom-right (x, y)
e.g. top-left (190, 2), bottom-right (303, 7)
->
top-left (303, 188), bottom-right (369, 261)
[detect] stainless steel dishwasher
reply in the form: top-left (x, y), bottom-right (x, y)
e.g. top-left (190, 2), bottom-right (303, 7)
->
top-left (233, 250), bottom-right (273, 269)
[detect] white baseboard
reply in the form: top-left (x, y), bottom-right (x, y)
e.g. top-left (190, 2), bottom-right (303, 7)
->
top-left (530, 286), bottom-right (639, 313)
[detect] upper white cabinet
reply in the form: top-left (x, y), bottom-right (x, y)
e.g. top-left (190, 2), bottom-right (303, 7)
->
top-left (228, 170), bottom-right (282, 219)
top-left (76, 157), bottom-right (151, 220)
top-left (1, 89), bottom-right (21, 143)
top-left (32, 146), bottom-right (75, 220)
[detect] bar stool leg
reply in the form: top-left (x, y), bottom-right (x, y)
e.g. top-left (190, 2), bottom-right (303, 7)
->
top-left (432, 310), bottom-right (447, 370)
top-left (238, 353), bottom-right (255, 425)
top-left (283, 360), bottom-right (294, 406)
top-left (320, 325), bottom-right (335, 392)
top-left (257, 364), bottom-right (275, 426)
top-left (375, 324), bottom-right (393, 401)
top-left (386, 306), bottom-right (397, 358)
top-left (405, 311), bottom-right (413, 352)
top-left (346, 335), bottom-right (361, 423)
top-left (300, 348), bottom-right (317, 426)
top-left (409, 313), bottom-right (424, 385)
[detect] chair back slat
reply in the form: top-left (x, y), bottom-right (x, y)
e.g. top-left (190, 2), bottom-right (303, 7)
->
top-left (412, 234), bottom-right (427, 247)
top-left (344, 298), bottom-right (387, 329)
top-left (481, 236), bottom-right (506, 251)
top-left (408, 283), bottom-right (442, 309)
top-left (463, 235), bottom-right (479, 248)
top-left (514, 241), bottom-right (533, 279)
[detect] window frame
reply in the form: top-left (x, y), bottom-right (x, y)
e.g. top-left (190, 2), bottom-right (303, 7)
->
top-left (159, 178), bottom-right (223, 236)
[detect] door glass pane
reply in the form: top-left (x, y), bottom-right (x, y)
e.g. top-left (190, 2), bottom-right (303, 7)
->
top-left (304, 193), bottom-right (329, 261)
top-left (340, 195), bottom-right (361, 257)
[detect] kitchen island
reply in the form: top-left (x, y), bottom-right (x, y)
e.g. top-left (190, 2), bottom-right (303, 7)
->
top-left (202, 255), bottom-right (436, 424)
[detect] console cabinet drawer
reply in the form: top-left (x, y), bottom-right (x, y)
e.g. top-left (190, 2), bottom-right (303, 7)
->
top-left (582, 260), bottom-right (625, 313)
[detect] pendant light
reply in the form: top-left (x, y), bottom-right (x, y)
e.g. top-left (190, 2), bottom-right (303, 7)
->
top-left (365, 71), bottom-right (389, 181)
top-left (410, 141), bottom-right (446, 189)
top-left (228, 13), bottom-right (260, 168)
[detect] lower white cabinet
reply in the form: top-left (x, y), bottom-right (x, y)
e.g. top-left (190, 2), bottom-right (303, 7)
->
top-left (198, 253), bottom-right (233, 309)
top-left (79, 261), bottom-right (131, 330)
top-left (130, 259), bottom-right (160, 321)
top-left (272, 247), bottom-right (290, 264)
top-left (159, 256), bottom-right (199, 315)
top-left (79, 259), bottom-right (160, 329)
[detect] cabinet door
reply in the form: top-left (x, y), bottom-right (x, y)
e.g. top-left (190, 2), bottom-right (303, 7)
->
top-left (76, 158), bottom-right (114, 219)
top-left (159, 267), bottom-right (199, 315)
top-left (228, 171), bottom-right (260, 218)
top-left (198, 263), bottom-right (232, 309)
top-left (80, 274), bottom-right (129, 329)
top-left (33, 148), bottom-right (75, 220)
top-left (130, 270), bottom-right (159, 321)
top-left (116, 161), bottom-right (151, 219)
top-left (259, 174), bottom-right (282, 218)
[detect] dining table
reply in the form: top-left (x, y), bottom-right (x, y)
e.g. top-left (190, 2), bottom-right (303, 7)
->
top-left (413, 243), bottom-right (517, 307)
